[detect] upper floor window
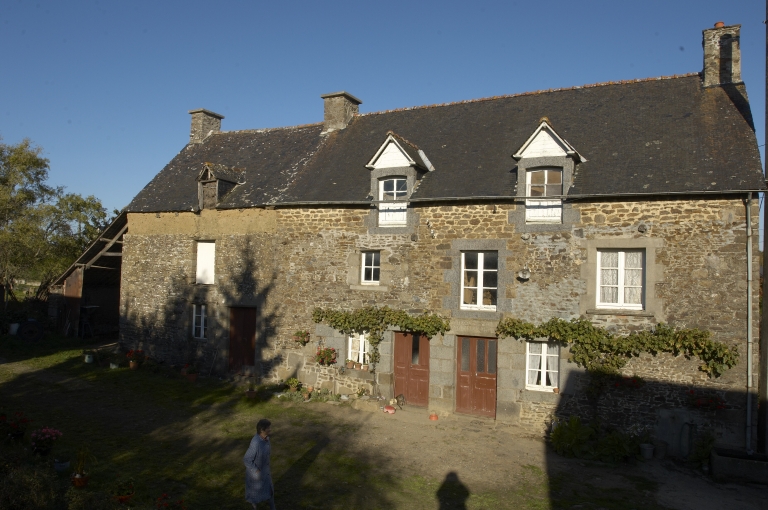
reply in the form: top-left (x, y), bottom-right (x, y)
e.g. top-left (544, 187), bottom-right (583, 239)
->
top-left (526, 341), bottom-right (559, 391)
top-left (526, 168), bottom-right (562, 223)
top-left (361, 251), bottom-right (380, 285)
top-left (461, 251), bottom-right (497, 311)
top-left (196, 241), bottom-right (215, 284)
top-left (192, 304), bottom-right (208, 339)
top-left (378, 178), bottom-right (407, 226)
top-left (597, 250), bottom-right (644, 309)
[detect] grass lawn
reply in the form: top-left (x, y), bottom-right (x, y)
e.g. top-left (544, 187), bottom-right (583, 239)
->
top-left (0, 334), bottom-right (673, 509)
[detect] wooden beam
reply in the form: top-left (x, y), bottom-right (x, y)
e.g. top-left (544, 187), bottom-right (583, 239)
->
top-left (85, 223), bottom-right (128, 269)
top-left (99, 252), bottom-right (122, 257)
top-left (87, 265), bottom-right (118, 270)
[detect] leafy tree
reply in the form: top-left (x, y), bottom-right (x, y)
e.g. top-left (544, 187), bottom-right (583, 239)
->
top-left (0, 137), bottom-right (110, 306)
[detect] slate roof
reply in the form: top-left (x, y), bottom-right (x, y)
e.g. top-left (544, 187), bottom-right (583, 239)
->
top-left (127, 73), bottom-right (765, 212)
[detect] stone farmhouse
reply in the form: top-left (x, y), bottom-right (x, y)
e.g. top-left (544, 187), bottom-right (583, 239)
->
top-left (55, 23), bottom-right (763, 452)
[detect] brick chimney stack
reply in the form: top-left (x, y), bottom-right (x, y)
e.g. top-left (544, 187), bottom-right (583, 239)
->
top-left (188, 109), bottom-right (224, 144)
top-left (320, 91), bottom-right (362, 133)
top-left (702, 22), bottom-right (742, 87)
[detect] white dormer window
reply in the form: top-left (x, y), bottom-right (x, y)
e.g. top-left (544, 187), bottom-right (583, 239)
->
top-left (378, 177), bottom-right (407, 226)
top-left (526, 168), bottom-right (562, 223)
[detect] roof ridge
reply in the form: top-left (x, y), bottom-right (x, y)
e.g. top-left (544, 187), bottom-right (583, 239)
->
top-left (359, 72), bottom-right (701, 117)
top-left (214, 121), bottom-right (323, 135)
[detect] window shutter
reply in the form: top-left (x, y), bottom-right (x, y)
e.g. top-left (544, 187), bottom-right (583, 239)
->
top-left (196, 242), bottom-right (215, 284)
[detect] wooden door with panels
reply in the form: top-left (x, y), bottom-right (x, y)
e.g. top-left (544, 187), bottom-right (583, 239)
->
top-left (456, 336), bottom-right (497, 417)
top-left (229, 307), bottom-right (257, 373)
top-left (393, 332), bottom-right (430, 406)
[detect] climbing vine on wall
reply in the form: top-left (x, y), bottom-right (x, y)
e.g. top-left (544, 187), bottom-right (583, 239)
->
top-left (312, 306), bottom-right (450, 367)
top-left (495, 317), bottom-right (739, 378)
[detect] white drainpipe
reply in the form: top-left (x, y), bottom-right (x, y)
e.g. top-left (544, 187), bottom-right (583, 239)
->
top-left (746, 194), bottom-right (754, 453)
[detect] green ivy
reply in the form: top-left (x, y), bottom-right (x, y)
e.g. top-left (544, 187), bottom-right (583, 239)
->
top-left (312, 306), bottom-right (450, 368)
top-left (495, 317), bottom-right (738, 378)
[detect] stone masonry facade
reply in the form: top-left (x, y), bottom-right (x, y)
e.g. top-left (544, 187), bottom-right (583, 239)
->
top-left (120, 196), bottom-right (758, 450)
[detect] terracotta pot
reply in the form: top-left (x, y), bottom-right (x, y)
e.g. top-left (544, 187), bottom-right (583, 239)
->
top-left (384, 405), bottom-right (396, 414)
top-left (289, 387), bottom-right (298, 392)
top-left (429, 412), bottom-right (439, 421)
top-left (553, 387), bottom-right (560, 394)
top-left (346, 361), bottom-right (355, 368)
top-left (186, 373), bottom-right (198, 383)
top-left (355, 363), bottom-right (362, 370)
top-left (71, 474), bottom-right (89, 488)
top-left (361, 364), bottom-right (369, 371)
top-left (129, 361), bottom-right (139, 370)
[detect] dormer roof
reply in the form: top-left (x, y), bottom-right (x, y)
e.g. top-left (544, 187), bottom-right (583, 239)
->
top-left (366, 132), bottom-right (433, 171)
top-left (198, 162), bottom-right (245, 184)
top-left (513, 118), bottom-right (586, 162)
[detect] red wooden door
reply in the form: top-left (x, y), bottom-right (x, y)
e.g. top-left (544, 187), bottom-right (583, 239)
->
top-left (229, 307), bottom-right (257, 372)
top-left (394, 332), bottom-right (430, 406)
top-left (456, 337), bottom-right (497, 417)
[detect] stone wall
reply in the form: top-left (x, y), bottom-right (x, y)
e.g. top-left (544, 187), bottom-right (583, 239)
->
top-left (119, 196), bottom-right (758, 449)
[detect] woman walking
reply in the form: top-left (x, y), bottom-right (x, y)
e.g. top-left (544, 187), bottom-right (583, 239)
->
top-left (244, 418), bottom-right (276, 510)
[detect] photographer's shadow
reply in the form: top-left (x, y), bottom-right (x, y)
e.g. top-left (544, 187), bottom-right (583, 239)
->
top-left (436, 471), bottom-right (470, 509)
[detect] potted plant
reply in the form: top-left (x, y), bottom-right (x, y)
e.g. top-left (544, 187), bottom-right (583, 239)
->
top-left (83, 349), bottom-right (95, 364)
top-left (361, 363), bottom-right (369, 371)
top-left (245, 378), bottom-right (258, 399)
top-left (354, 362), bottom-right (362, 370)
top-left (71, 446), bottom-right (97, 488)
top-left (185, 364), bottom-right (199, 382)
top-left (126, 349), bottom-right (145, 370)
top-left (30, 426), bottom-right (62, 456)
top-left (301, 385), bottom-right (313, 401)
top-left (314, 347), bottom-right (337, 366)
top-left (293, 329), bottom-right (311, 346)
top-left (286, 378), bottom-right (300, 392)
top-left (345, 359), bottom-right (355, 369)
top-left (109, 352), bottom-right (122, 369)
top-left (54, 450), bottom-right (72, 472)
top-left (5, 410), bottom-right (30, 442)
top-left (111, 476), bottom-right (135, 504)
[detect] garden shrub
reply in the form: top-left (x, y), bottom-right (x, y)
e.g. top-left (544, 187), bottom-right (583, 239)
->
top-left (550, 416), bottom-right (595, 457)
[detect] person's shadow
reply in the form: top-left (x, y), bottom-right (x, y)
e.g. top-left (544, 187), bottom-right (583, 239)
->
top-left (436, 471), bottom-right (470, 509)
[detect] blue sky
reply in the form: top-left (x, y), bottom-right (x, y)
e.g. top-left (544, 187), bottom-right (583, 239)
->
top-left (1, 1), bottom-right (766, 238)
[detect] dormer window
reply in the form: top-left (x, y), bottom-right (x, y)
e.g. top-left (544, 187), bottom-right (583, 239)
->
top-left (197, 163), bottom-right (244, 210)
top-left (526, 167), bottom-right (562, 223)
top-left (366, 132), bottom-right (433, 230)
top-left (379, 177), bottom-right (408, 226)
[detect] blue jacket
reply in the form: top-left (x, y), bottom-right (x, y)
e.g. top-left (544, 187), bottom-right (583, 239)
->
top-left (243, 434), bottom-right (273, 504)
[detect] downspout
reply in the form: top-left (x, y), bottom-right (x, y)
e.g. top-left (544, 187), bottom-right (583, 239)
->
top-left (746, 193), bottom-right (754, 453)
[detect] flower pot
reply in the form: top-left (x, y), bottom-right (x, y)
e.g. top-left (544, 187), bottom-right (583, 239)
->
top-left (552, 387), bottom-right (559, 394)
top-left (84, 354), bottom-right (94, 363)
top-left (110, 363), bottom-right (119, 369)
top-left (129, 361), bottom-right (139, 370)
top-left (361, 364), bottom-right (369, 371)
top-left (355, 363), bottom-right (362, 370)
top-left (71, 474), bottom-right (90, 488)
top-left (346, 361), bottom-right (355, 369)
top-left (429, 412), bottom-right (439, 421)
top-left (640, 443), bottom-right (654, 460)
top-left (289, 387), bottom-right (298, 392)
top-left (54, 460), bottom-right (70, 472)
top-left (186, 373), bottom-right (198, 383)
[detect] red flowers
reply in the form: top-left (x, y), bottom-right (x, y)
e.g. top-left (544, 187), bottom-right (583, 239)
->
top-left (687, 389), bottom-right (727, 410)
top-left (315, 347), bottom-right (337, 366)
top-left (126, 349), bottom-right (146, 362)
top-left (155, 493), bottom-right (187, 509)
top-left (30, 426), bottom-right (62, 450)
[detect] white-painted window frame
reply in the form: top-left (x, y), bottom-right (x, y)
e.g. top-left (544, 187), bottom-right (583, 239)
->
top-left (596, 249), bottom-right (645, 310)
top-left (192, 304), bottom-right (208, 339)
top-left (361, 251), bottom-right (380, 285)
top-left (195, 241), bottom-right (215, 284)
top-left (525, 341), bottom-right (559, 391)
top-left (378, 177), bottom-right (408, 226)
top-left (525, 168), bottom-right (562, 223)
top-left (460, 251), bottom-right (498, 311)
top-left (348, 333), bottom-right (370, 364)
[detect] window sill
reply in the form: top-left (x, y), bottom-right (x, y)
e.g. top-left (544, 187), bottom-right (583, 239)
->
top-left (586, 308), bottom-right (654, 317)
top-left (350, 284), bottom-right (389, 292)
top-left (459, 306), bottom-right (497, 312)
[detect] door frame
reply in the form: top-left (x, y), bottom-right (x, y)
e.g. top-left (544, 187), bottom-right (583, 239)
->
top-left (455, 336), bottom-right (498, 418)
top-left (393, 332), bottom-right (430, 406)
top-left (228, 306), bottom-right (258, 373)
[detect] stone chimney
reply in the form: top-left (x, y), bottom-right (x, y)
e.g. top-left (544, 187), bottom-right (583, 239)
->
top-left (702, 22), bottom-right (742, 87)
top-left (320, 91), bottom-right (362, 132)
top-left (188, 109), bottom-right (224, 143)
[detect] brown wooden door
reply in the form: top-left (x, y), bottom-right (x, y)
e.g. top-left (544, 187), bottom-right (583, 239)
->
top-left (229, 307), bottom-right (257, 372)
top-left (394, 332), bottom-right (430, 406)
top-left (456, 337), bottom-right (497, 417)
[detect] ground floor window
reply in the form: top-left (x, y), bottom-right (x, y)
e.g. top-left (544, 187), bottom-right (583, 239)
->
top-left (192, 304), bottom-right (207, 339)
top-left (526, 341), bottom-right (558, 390)
top-left (348, 333), bottom-right (369, 364)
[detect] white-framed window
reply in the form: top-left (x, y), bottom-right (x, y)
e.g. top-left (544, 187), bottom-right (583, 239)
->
top-left (526, 341), bottom-right (559, 390)
top-left (461, 251), bottom-right (498, 311)
top-left (597, 250), bottom-right (644, 309)
top-left (192, 304), bottom-right (208, 339)
top-left (195, 241), bottom-right (215, 284)
top-left (525, 168), bottom-right (562, 223)
top-left (348, 333), bottom-right (370, 364)
top-left (378, 177), bottom-right (408, 226)
top-left (361, 251), bottom-right (380, 285)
